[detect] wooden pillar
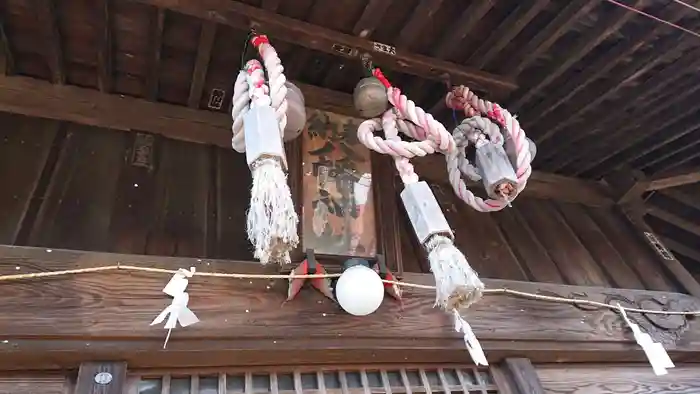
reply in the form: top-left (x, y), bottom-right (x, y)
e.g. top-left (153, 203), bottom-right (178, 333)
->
top-left (75, 362), bottom-right (127, 394)
top-left (371, 152), bottom-right (404, 274)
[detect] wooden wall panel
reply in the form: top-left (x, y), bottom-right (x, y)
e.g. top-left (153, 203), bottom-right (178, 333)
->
top-left (0, 113), bottom-right (58, 244)
top-left (0, 112), bottom-right (255, 260)
top-left (537, 364), bottom-right (700, 393)
top-left (398, 182), bottom-right (682, 292)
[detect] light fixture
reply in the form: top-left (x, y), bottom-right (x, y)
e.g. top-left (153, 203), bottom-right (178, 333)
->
top-left (334, 259), bottom-right (384, 316)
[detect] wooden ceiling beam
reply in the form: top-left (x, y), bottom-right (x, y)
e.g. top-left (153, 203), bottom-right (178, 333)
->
top-left (647, 205), bottom-right (700, 238)
top-left (0, 74), bottom-right (607, 207)
top-left (506, 0), bottom-right (594, 77)
top-left (660, 235), bottom-right (700, 264)
top-left (433, 0), bottom-right (494, 60)
top-left (466, 0), bottom-right (549, 69)
top-left (659, 150), bottom-right (700, 174)
top-left (394, 0), bottom-right (444, 50)
top-left (525, 5), bottom-right (688, 141)
top-left (660, 189), bottom-right (700, 211)
top-left (639, 129), bottom-right (700, 171)
top-left (133, 0), bottom-right (517, 97)
top-left (97, 0), bottom-right (113, 93)
top-left (547, 49), bottom-right (700, 174)
top-left (647, 168), bottom-right (700, 191)
top-left (187, 22), bottom-right (217, 108)
top-left (509, 0), bottom-right (642, 111)
top-left (35, 0), bottom-right (65, 84)
top-left (579, 96), bottom-right (700, 178)
top-left (352, 0), bottom-right (393, 38)
top-left (146, 8), bottom-right (165, 101)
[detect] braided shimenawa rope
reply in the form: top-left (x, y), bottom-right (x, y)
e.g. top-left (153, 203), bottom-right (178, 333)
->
top-left (445, 86), bottom-right (533, 212)
top-left (230, 35), bottom-right (298, 265)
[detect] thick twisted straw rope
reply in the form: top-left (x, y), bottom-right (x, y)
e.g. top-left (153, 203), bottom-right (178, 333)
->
top-left (231, 35), bottom-right (288, 152)
top-left (445, 86), bottom-right (533, 212)
top-left (357, 72), bottom-right (531, 212)
top-left (1, 264), bottom-right (698, 316)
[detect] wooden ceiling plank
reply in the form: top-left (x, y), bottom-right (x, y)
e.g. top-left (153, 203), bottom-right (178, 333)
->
top-left (0, 17), bottom-right (13, 75)
top-left (134, 0), bottom-right (516, 96)
top-left (647, 205), bottom-right (700, 238)
top-left (647, 168), bottom-right (700, 191)
top-left (659, 235), bottom-right (700, 264)
top-left (509, 1), bottom-right (642, 111)
top-left (352, 0), bottom-right (393, 37)
top-left (187, 22), bottom-right (217, 108)
top-left (531, 34), bottom-right (690, 145)
top-left (660, 189), bottom-right (700, 212)
top-left (525, 3), bottom-right (687, 133)
top-left (97, 0), bottom-right (113, 93)
top-left (35, 0), bottom-right (65, 84)
top-left (657, 150), bottom-right (700, 174)
top-left (639, 131), bottom-right (700, 171)
top-left (607, 121), bottom-right (700, 176)
top-left (547, 48), bottom-right (700, 173)
top-left (467, 0), bottom-right (550, 69)
top-left (146, 8), bottom-right (165, 101)
top-left (506, 0), bottom-right (594, 78)
top-left (577, 95), bottom-right (700, 178)
top-left (395, 0), bottom-right (444, 50)
top-left (432, 0), bottom-right (494, 60)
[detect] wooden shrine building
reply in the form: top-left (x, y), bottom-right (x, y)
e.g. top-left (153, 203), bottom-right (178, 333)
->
top-left (1, 0), bottom-right (700, 393)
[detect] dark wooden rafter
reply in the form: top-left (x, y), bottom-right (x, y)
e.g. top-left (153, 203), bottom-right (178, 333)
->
top-left (525, 5), bottom-right (689, 140)
top-left (97, 0), bottom-right (114, 93)
top-left (604, 170), bottom-right (700, 296)
top-left (647, 205), bottom-right (700, 238)
top-left (34, 0), bottom-right (65, 84)
top-left (647, 168), bottom-right (700, 191)
top-left (505, 0), bottom-right (595, 77)
top-left (660, 235), bottom-right (700, 264)
top-left (540, 36), bottom-right (687, 148)
top-left (133, 0), bottom-right (517, 97)
top-left (433, 0), bottom-right (494, 60)
top-left (661, 189), bottom-right (700, 212)
top-left (146, 8), bottom-right (165, 101)
top-left (466, 0), bottom-right (550, 69)
top-left (546, 47), bottom-right (700, 172)
top-left (639, 128), bottom-right (700, 171)
top-left (187, 22), bottom-right (217, 108)
top-left (579, 92), bottom-right (700, 178)
top-left (509, 0), bottom-right (643, 111)
top-left (352, 0), bottom-right (393, 37)
top-left (605, 167), bottom-right (700, 205)
top-left (394, 0), bottom-right (444, 50)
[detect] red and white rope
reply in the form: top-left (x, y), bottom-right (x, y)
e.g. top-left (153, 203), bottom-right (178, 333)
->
top-left (445, 86), bottom-right (532, 212)
top-left (231, 35), bottom-right (288, 152)
top-left (356, 71), bottom-right (532, 212)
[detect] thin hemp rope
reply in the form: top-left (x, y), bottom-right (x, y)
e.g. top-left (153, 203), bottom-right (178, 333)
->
top-left (1, 264), bottom-right (697, 317)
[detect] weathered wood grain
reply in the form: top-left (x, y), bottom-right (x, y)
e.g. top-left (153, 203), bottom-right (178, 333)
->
top-left (537, 364), bottom-right (700, 394)
top-left (0, 245), bottom-right (699, 370)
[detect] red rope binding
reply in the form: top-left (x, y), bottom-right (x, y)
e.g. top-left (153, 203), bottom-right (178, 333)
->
top-left (251, 34), bottom-right (269, 49)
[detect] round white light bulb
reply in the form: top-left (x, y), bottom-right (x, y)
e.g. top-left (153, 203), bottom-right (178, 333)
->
top-left (335, 264), bottom-right (384, 316)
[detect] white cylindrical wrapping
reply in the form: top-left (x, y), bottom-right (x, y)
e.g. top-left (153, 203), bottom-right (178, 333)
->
top-left (243, 105), bottom-right (287, 169)
top-left (400, 181), bottom-right (453, 244)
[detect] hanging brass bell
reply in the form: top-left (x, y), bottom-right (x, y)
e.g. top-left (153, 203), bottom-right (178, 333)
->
top-left (283, 81), bottom-right (306, 141)
top-left (353, 77), bottom-right (389, 118)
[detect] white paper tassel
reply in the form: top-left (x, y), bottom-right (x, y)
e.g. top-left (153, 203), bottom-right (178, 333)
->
top-left (151, 267), bottom-right (200, 349)
top-left (616, 303), bottom-right (675, 375)
top-left (425, 235), bottom-right (484, 310)
top-left (247, 157), bottom-right (299, 265)
top-left (453, 309), bottom-right (488, 366)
